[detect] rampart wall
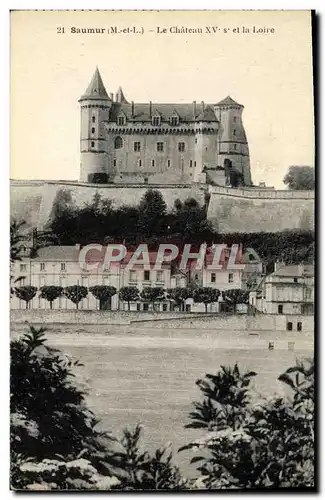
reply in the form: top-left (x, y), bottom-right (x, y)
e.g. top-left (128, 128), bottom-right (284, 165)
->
top-left (10, 180), bottom-right (314, 233)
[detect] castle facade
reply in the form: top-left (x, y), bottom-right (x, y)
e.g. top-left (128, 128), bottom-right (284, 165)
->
top-left (79, 68), bottom-right (252, 186)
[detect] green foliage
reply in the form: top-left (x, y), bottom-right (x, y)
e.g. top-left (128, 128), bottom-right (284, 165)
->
top-left (193, 287), bottom-right (220, 312)
top-left (39, 285), bottom-right (63, 309)
top-left (107, 424), bottom-right (186, 490)
top-left (222, 289), bottom-right (249, 312)
top-left (119, 286), bottom-right (140, 310)
top-left (64, 285), bottom-right (88, 309)
top-left (10, 326), bottom-right (116, 490)
top-left (89, 285), bottom-right (117, 310)
top-left (14, 286), bottom-right (37, 309)
top-left (140, 287), bottom-right (165, 310)
top-left (182, 360), bottom-right (314, 489)
top-left (283, 166), bottom-right (315, 190)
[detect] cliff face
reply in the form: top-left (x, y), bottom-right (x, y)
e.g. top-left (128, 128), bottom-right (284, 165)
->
top-left (10, 180), bottom-right (314, 234)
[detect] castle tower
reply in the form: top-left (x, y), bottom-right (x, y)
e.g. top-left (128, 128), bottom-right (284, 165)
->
top-left (79, 67), bottom-right (111, 183)
top-left (214, 96), bottom-right (252, 186)
top-left (193, 104), bottom-right (219, 183)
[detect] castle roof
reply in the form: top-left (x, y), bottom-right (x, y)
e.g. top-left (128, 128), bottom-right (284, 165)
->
top-left (79, 67), bottom-right (110, 101)
top-left (108, 102), bottom-right (220, 123)
top-left (215, 96), bottom-right (243, 107)
top-left (196, 105), bottom-right (219, 122)
top-left (115, 86), bottom-right (128, 103)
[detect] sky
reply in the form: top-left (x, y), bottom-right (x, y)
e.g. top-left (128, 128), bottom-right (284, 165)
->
top-left (10, 10), bottom-right (314, 188)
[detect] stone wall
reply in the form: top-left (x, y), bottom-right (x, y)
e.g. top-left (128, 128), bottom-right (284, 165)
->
top-left (207, 186), bottom-right (314, 233)
top-left (10, 179), bottom-right (314, 234)
top-left (10, 309), bottom-right (314, 333)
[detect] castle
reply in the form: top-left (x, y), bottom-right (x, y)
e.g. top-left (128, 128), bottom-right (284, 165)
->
top-left (10, 68), bottom-right (314, 234)
top-left (79, 67), bottom-right (252, 186)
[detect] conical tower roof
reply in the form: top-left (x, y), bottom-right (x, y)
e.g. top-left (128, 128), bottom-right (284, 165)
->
top-left (79, 67), bottom-right (110, 101)
top-left (115, 86), bottom-right (128, 103)
top-left (215, 95), bottom-right (243, 107)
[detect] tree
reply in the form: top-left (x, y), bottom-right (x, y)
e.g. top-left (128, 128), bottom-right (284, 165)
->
top-left (137, 190), bottom-right (167, 238)
top-left (10, 326), bottom-right (117, 490)
top-left (193, 287), bottom-right (220, 313)
top-left (222, 289), bottom-right (249, 313)
top-left (64, 285), bottom-right (88, 309)
top-left (140, 287), bottom-right (165, 311)
top-left (10, 220), bottom-right (28, 263)
top-left (39, 286), bottom-right (63, 310)
top-left (283, 166), bottom-right (315, 191)
top-left (89, 285), bottom-right (117, 310)
top-left (166, 287), bottom-right (193, 311)
top-left (107, 424), bottom-right (186, 490)
top-left (180, 359), bottom-right (314, 489)
top-left (14, 286), bottom-right (37, 309)
top-left (119, 286), bottom-right (140, 311)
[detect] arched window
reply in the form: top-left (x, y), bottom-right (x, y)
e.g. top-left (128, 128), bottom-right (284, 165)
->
top-left (114, 136), bottom-right (123, 149)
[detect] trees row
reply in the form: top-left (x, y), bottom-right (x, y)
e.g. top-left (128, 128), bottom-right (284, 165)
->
top-left (46, 189), bottom-right (314, 269)
top-left (13, 284), bottom-right (249, 313)
top-left (11, 326), bottom-right (314, 490)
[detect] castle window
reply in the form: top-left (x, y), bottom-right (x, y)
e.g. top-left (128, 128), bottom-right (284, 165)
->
top-left (20, 264), bottom-right (27, 272)
top-left (113, 159), bottom-right (116, 167)
top-left (134, 141), bottom-right (141, 152)
top-left (167, 160), bottom-right (171, 168)
top-left (91, 141), bottom-right (95, 148)
top-left (170, 116), bottom-right (179, 126)
top-left (117, 116), bottom-right (126, 126)
top-left (195, 138), bottom-right (197, 144)
top-left (114, 136), bottom-right (123, 149)
top-left (40, 263), bottom-right (45, 272)
top-left (233, 116), bottom-right (237, 123)
top-left (60, 263), bottom-right (66, 271)
top-left (91, 127), bottom-right (95, 134)
top-left (178, 142), bottom-right (185, 152)
top-left (211, 273), bottom-right (216, 283)
top-left (151, 160), bottom-right (155, 167)
top-left (233, 129), bottom-right (237, 136)
top-left (138, 159), bottom-right (142, 167)
top-left (228, 273), bottom-right (234, 283)
top-left (92, 116), bottom-right (96, 123)
top-left (157, 142), bottom-right (164, 152)
top-left (194, 161), bottom-right (196, 167)
top-left (144, 270), bottom-right (150, 281)
top-left (234, 144), bottom-right (237, 150)
top-left (152, 116), bottom-right (161, 126)
top-left (190, 160), bottom-right (193, 167)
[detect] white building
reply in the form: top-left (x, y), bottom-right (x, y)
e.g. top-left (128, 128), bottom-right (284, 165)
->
top-left (249, 263), bottom-right (314, 318)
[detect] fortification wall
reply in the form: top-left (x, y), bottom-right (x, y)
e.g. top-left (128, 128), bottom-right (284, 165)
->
top-left (207, 186), bottom-right (314, 233)
top-left (10, 180), bottom-right (314, 234)
top-left (10, 180), bottom-right (207, 229)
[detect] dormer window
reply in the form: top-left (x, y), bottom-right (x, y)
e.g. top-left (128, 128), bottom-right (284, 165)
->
top-left (170, 116), bottom-right (179, 126)
top-left (152, 116), bottom-right (161, 127)
top-left (117, 116), bottom-right (126, 126)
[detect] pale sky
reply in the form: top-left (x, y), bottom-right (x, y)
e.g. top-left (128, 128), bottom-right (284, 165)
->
top-left (10, 10), bottom-right (314, 188)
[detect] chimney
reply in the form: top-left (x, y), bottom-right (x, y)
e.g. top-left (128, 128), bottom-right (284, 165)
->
top-left (109, 92), bottom-right (114, 101)
top-left (274, 260), bottom-right (285, 272)
top-left (201, 101), bottom-right (205, 112)
top-left (115, 93), bottom-right (119, 102)
top-left (131, 101), bottom-right (134, 118)
top-left (193, 100), bottom-right (197, 117)
top-left (149, 101), bottom-right (152, 117)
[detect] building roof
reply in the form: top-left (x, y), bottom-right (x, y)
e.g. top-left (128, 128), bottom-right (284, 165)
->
top-left (215, 96), bottom-right (243, 107)
top-left (115, 86), bottom-right (128, 103)
top-left (270, 264), bottom-right (314, 278)
top-left (79, 67), bottom-right (110, 101)
top-left (196, 105), bottom-right (219, 122)
top-left (108, 102), bottom-right (220, 123)
top-left (34, 246), bottom-right (80, 261)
